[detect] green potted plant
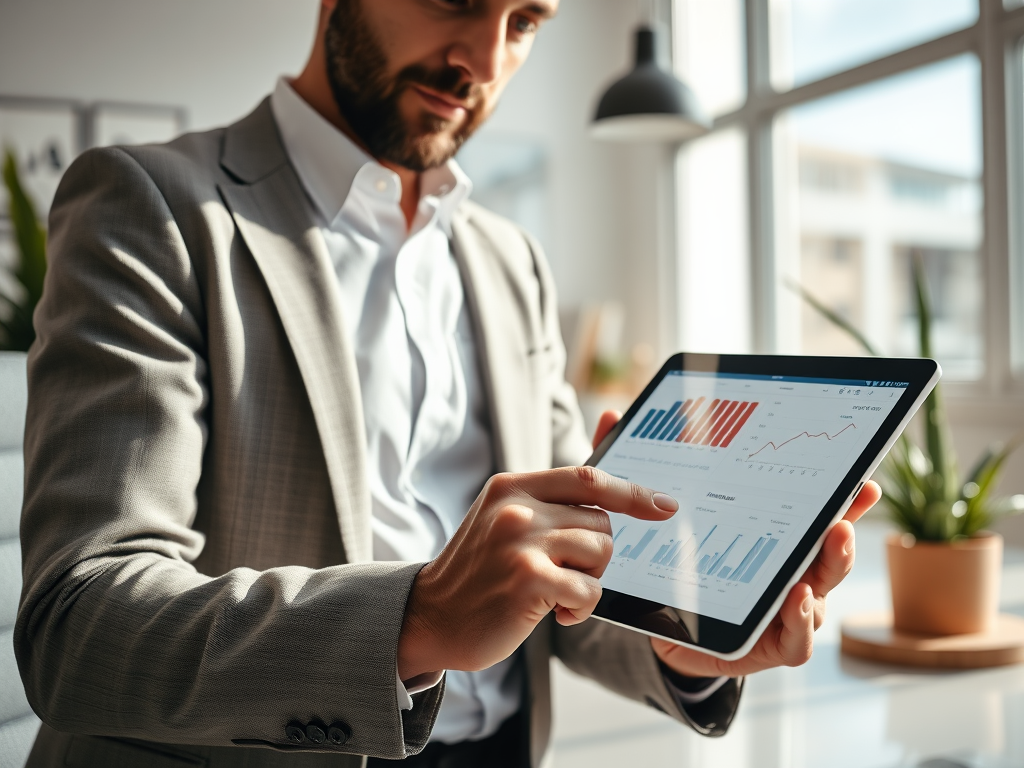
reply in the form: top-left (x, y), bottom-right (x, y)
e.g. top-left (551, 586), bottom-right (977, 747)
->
top-left (794, 253), bottom-right (1023, 636)
top-left (1, 148), bottom-right (47, 352)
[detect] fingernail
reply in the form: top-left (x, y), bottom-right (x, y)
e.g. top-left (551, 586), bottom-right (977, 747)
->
top-left (652, 493), bottom-right (678, 512)
top-left (844, 537), bottom-right (855, 556)
top-left (802, 594), bottom-right (813, 614)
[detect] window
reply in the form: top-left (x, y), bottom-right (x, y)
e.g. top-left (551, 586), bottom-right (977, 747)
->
top-left (771, 0), bottom-right (977, 89)
top-left (777, 55), bottom-right (983, 377)
top-left (676, 127), bottom-right (751, 354)
top-left (675, 0), bottom-right (1024, 394)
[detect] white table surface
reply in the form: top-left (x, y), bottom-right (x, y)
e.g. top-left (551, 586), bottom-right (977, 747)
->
top-left (548, 520), bottom-right (1024, 768)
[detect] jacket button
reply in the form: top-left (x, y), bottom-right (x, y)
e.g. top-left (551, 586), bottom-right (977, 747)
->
top-left (328, 722), bottom-right (351, 746)
top-left (305, 723), bottom-right (326, 744)
top-left (285, 722), bottom-right (306, 743)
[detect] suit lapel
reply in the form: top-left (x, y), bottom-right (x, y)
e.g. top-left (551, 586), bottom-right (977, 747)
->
top-left (217, 101), bottom-right (372, 563)
top-left (450, 210), bottom-right (534, 473)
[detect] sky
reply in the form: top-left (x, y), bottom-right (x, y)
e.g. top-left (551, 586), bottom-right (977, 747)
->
top-left (785, 0), bottom-right (982, 178)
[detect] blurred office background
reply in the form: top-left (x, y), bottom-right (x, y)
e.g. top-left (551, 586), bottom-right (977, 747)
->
top-left (3, 1), bottom-right (1024, 767)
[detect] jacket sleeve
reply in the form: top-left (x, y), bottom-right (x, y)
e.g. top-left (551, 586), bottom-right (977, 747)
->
top-left (14, 146), bottom-right (441, 758)
top-left (522, 231), bottom-right (743, 736)
top-left (552, 619), bottom-right (743, 737)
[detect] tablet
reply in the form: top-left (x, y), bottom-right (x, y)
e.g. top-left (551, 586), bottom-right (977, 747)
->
top-left (587, 353), bottom-right (940, 660)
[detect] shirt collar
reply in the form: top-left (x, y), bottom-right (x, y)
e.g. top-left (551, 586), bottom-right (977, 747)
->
top-left (270, 77), bottom-right (472, 235)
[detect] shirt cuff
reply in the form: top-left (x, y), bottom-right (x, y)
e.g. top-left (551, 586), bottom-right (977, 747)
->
top-left (664, 673), bottom-right (730, 706)
top-left (396, 669), bottom-right (446, 711)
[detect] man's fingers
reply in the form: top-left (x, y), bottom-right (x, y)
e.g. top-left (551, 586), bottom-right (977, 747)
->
top-left (517, 466), bottom-right (678, 521)
top-left (843, 480), bottom-right (881, 523)
top-left (802, 520), bottom-right (855, 614)
top-left (776, 583), bottom-right (815, 666)
top-left (541, 502), bottom-right (613, 535)
top-left (544, 526), bottom-right (613, 577)
top-left (592, 410), bottom-right (622, 450)
top-left (546, 566), bottom-right (603, 625)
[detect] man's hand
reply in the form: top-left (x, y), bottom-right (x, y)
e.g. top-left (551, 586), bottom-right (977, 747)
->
top-left (590, 409), bottom-right (882, 679)
top-left (397, 465), bottom-right (678, 680)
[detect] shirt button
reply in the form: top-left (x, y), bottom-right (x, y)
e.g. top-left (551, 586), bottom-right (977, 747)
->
top-left (285, 722), bottom-right (306, 743)
top-left (375, 179), bottom-right (388, 193)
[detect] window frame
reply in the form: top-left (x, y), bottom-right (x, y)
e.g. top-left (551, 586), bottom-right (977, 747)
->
top-left (677, 0), bottom-right (1024, 403)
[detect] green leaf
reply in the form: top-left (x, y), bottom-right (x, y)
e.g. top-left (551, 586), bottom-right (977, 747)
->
top-left (909, 251), bottom-right (958, 504)
top-left (784, 279), bottom-right (882, 356)
top-left (785, 260), bottom-right (1024, 542)
top-left (959, 431), bottom-right (1024, 535)
top-left (1, 149), bottom-right (47, 351)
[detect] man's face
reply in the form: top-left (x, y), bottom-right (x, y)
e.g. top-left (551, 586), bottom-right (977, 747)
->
top-left (324, 0), bottom-right (557, 171)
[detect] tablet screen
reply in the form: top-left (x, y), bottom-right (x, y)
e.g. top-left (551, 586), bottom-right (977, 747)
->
top-left (595, 371), bottom-right (908, 626)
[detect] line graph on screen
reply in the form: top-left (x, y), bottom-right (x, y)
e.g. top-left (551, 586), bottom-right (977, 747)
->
top-left (747, 423), bottom-right (858, 460)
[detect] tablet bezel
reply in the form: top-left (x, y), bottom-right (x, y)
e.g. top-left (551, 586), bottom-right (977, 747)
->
top-left (587, 353), bottom-right (940, 659)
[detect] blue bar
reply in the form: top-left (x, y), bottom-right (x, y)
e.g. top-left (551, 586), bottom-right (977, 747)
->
top-left (619, 545), bottom-right (631, 557)
top-left (730, 537), bottom-right (765, 582)
top-left (667, 416), bottom-right (689, 441)
top-left (613, 527), bottom-right (625, 543)
top-left (631, 409), bottom-right (657, 438)
top-left (648, 402), bottom-right (682, 440)
top-left (651, 543), bottom-right (670, 564)
top-left (669, 540), bottom-right (694, 568)
top-left (697, 554), bottom-right (711, 573)
top-left (658, 539), bottom-right (682, 565)
top-left (719, 567), bottom-right (731, 579)
top-left (706, 535), bottom-right (741, 577)
top-left (697, 525), bottom-right (717, 552)
top-left (740, 538), bottom-right (779, 583)
top-left (639, 410), bottom-right (666, 438)
top-left (653, 401), bottom-right (684, 439)
top-left (656, 407), bottom-right (689, 440)
top-left (628, 528), bottom-right (658, 560)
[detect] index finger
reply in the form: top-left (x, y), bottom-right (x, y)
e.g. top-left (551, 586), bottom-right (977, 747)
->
top-left (514, 466), bottom-right (678, 521)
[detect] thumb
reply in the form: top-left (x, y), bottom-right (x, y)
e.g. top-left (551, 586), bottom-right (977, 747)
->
top-left (592, 410), bottom-right (623, 450)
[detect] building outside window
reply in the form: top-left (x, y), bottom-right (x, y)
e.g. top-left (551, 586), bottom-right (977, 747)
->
top-left (673, 0), bottom-right (1024, 401)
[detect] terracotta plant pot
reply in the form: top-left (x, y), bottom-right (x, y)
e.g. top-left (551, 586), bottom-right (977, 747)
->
top-left (887, 532), bottom-right (1002, 636)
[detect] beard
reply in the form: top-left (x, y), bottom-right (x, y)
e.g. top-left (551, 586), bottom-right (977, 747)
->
top-left (324, 0), bottom-right (489, 171)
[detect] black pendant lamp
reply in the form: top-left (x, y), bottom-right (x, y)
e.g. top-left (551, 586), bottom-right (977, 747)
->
top-left (592, 25), bottom-right (710, 143)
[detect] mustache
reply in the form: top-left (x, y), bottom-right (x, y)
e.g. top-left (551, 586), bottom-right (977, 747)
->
top-left (395, 63), bottom-right (481, 105)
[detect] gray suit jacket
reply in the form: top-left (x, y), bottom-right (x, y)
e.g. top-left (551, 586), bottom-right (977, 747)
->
top-left (15, 99), bottom-right (742, 768)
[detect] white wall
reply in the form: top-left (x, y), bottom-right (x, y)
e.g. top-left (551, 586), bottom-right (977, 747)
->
top-left (0, 0), bottom-right (668, 354)
top-left (0, 0), bottom-right (318, 131)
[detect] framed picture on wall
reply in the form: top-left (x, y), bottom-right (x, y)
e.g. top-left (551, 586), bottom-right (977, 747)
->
top-left (91, 102), bottom-right (186, 149)
top-left (0, 98), bottom-right (79, 218)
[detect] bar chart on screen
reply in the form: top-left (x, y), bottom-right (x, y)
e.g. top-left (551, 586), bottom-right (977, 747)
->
top-left (640, 524), bottom-right (780, 584)
top-left (630, 397), bottom-right (759, 447)
top-left (605, 504), bottom-right (794, 611)
top-left (597, 371), bottom-right (908, 622)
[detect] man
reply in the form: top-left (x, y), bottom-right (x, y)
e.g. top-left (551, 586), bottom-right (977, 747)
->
top-left (15, 0), bottom-right (879, 766)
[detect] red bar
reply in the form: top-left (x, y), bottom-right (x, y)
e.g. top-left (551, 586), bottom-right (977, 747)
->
top-left (673, 397), bottom-right (706, 441)
top-left (718, 402), bottom-right (759, 448)
top-left (693, 400), bottom-right (733, 445)
top-left (710, 401), bottom-right (749, 447)
top-left (701, 400), bottom-right (741, 445)
top-left (679, 399), bottom-right (720, 444)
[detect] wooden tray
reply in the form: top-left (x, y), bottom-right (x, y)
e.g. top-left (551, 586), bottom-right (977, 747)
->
top-left (841, 611), bottom-right (1024, 669)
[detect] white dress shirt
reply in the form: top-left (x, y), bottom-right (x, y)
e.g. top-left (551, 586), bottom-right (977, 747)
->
top-left (271, 78), bottom-right (522, 745)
